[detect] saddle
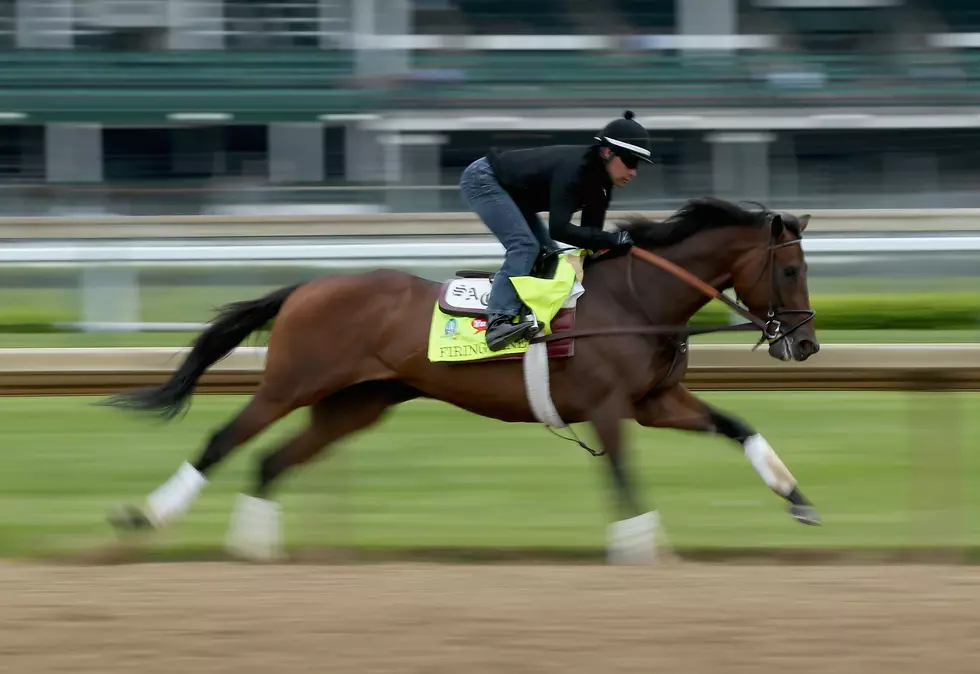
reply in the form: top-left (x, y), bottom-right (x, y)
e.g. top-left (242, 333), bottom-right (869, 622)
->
top-left (440, 247), bottom-right (570, 319)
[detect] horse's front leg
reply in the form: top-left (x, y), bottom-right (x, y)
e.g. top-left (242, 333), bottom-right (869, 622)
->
top-left (590, 396), bottom-right (667, 565)
top-left (634, 384), bottom-right (821, 526)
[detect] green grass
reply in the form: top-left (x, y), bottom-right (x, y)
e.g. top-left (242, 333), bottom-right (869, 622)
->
top-left (807, 276), bottom-right (980, 295)
top-left (0, 392), bottom-right (977, 560)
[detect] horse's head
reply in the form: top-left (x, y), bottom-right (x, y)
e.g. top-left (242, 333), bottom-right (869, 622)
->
top-left (614, 198), bottom-right (819, 362)
top-left (730, 209), bottom-right (819, 362)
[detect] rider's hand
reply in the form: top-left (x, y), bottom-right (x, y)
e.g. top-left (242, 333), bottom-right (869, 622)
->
top-left (610, 230), bottom-right (634, 248)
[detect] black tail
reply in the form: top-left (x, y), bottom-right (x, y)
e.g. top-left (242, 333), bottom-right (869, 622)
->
top-left (100, 284), bottom-right (301, 420)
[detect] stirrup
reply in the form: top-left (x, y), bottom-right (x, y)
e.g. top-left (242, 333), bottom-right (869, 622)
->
top-left (486, 315), bottom-right (538, 352)
top-left (519, 306), bottom-right (544, 333)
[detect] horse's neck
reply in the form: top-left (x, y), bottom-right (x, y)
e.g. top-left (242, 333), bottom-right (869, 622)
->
top-left (601, 234), bottom-right (740, 326)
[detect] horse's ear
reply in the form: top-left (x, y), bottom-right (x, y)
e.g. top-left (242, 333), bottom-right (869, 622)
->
top-left (770, 213), bottom-right (784, 238)
top-left (799, 214), bottom-right (810, 231)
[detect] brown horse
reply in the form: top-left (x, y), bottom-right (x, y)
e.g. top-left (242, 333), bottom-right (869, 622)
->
top-left (105, 197), bottom-right (821, 563)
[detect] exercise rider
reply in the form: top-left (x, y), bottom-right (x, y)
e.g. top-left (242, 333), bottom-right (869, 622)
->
top-left (459, 110), bottom-right (653, 351)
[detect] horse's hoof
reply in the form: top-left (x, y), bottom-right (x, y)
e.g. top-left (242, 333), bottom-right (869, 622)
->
top-left (107, 504), bottom-right (154, 533)
top-left (790, 504), bottom-right (822, 526)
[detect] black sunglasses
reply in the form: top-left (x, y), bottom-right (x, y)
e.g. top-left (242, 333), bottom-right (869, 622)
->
top-left (620, 153), bottom-right (640, 170)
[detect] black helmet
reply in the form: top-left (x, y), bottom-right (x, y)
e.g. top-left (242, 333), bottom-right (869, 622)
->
top-left (595, 110), bottom-right (653, 167)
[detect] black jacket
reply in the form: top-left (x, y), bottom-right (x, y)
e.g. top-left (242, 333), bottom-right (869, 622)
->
top-left (486, 144), bottom-right (620, 250)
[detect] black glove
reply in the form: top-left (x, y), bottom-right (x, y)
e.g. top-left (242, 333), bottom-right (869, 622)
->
top-left (609, 230), bottom-right (634, 249)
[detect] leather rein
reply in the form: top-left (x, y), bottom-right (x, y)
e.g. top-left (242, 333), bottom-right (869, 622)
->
top-left (530, 226), bottom-right (815, 349)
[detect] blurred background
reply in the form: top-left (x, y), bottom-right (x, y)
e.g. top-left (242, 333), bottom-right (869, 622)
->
top-left (0, 0), bottom-right (975, 563)
top-left (0, 0), bottom-right (975, 334)
top-left (6, 0), bottom-right (980, 213)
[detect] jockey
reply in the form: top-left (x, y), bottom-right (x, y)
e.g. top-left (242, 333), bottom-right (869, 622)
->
top-left (459, 109), bottom-right (653, 351)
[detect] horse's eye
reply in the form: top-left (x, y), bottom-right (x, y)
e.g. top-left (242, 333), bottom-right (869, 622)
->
top-left (783, 266), bottom-right (798, 279)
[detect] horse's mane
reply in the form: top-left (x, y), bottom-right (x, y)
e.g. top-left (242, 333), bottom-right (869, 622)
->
top-left (615, 197), bottom-right (795, 248)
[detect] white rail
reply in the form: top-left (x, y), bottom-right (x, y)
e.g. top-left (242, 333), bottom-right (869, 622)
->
top-left (0, 236), bottom-right (977, 267)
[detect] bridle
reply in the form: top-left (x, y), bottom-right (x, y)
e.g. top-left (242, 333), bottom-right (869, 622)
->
top-left (737, 211), bottom-right (816, 350)
top-left (532, 213), bottom-right (816, 350)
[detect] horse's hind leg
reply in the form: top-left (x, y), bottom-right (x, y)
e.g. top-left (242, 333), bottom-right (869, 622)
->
top-left (635, 384), bottom-right (821, 526)
top-left (225, 380), bottom-right (417, 561)
top-left (110, 385), bottom-right (297, 534)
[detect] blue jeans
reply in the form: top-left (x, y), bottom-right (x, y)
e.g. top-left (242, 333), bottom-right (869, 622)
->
top-left (459, 157), bottom-right (556, 317)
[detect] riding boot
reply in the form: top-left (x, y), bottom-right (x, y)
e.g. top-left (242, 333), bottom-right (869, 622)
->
top-left (485, 313), bottom-right (539, 352)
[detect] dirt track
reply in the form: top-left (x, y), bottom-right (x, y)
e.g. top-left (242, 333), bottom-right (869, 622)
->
top-left (1, 562), bottom-right (978, 673)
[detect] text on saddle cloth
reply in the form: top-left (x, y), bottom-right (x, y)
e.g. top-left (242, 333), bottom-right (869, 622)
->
top-left (427, 304), bottom-right (577, 364)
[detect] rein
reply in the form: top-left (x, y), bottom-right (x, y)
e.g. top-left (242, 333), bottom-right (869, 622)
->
top-left (531, 227), bottom-right (814, 349)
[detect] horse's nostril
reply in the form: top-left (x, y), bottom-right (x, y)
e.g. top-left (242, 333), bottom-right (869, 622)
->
top-left (799, 339), bottom-right (819, 356)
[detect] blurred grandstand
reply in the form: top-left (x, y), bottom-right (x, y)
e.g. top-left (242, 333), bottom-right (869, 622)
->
top-left (1, 0), bottom-right (980, 216)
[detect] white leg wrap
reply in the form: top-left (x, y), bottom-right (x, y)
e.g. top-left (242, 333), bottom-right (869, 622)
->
top-left (743, 434), bottom-right (796, 496)
top-left (606, 511), bottom-right (662, 565)
top-left (144, 461), bottom-right (208, 527)
top-left (225, 494), bottom-right (283, 562)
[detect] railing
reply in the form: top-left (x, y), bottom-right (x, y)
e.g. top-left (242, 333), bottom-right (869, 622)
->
top-left (3, 208), bottom-right (980, 238)
top-left (0, 345), bottom-right (977, 395)
top-left (0, 235), bottom-right (979, 268)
